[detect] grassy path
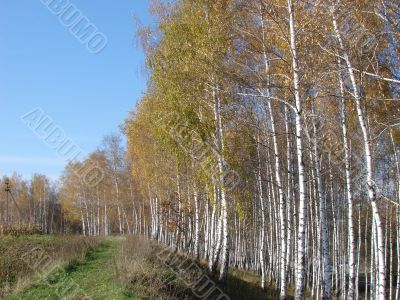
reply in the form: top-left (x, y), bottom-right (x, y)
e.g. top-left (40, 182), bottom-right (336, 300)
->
top-left (6, 237), bottom-right (139, 300)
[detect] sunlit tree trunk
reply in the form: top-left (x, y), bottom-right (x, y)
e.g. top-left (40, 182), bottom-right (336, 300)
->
top-left (311, 98), bottom-right (331, 300)
top-left (257, 133), bottom-right (266, 289)
top-left (332, 10), bottom-right (386, 299)
top-left (287, 1), bottom-right (307, 298)
top-left (193, 187), bottom-right (200, 260)
top-left (337, 64), bottom-right (356, 300)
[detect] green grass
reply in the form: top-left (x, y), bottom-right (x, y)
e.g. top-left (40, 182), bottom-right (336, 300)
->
top-left (5, 237), bottom-right (140, 300)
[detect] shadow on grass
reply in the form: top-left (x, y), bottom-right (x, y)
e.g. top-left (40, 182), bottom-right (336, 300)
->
top-left (219, 268), bottom-right (295, 300)
top-left (197, 264), bottom-right (294, 300)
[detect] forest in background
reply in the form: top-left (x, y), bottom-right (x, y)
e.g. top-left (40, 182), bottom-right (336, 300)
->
top-left (1, 0), bottom-right (400, 299)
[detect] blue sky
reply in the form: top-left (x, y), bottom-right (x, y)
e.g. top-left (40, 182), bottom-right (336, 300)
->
top-left (0, 0), bottom-right (151, 180)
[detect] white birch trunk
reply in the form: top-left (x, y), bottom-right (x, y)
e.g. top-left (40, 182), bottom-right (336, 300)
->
top-left (332, 10), bottom-right (386, 299)
top-left (193, 188), bottom-right (200, 260)
top-left (337, 65), bottom-right (356, 300)
top-left (287, 1), bottom-right (307, 298)
top-left (257, 134), bottom-right (266, 289)
top-left (311, 99), bottom-right (331, 299)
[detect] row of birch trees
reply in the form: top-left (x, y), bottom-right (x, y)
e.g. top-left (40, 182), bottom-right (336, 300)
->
top-left (56, 0), bottom-right (400, 299)
top-left (123, 0), bottom-right (400, 299)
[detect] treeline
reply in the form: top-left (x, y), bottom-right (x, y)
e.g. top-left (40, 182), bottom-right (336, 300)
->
top-left (0, 174), bottom-right (61, 233)
top-left (0, 134), bottom-right (144, 237)
top-left (58, 134), bottom-right (143, 237)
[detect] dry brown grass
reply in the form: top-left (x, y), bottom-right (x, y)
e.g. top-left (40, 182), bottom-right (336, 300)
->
top-left (114, 236), bottom-right (194, 300)
top-left (0, 224), bottom-right (43, 236)
top-left (0, 234), bottom-right (101, 297)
